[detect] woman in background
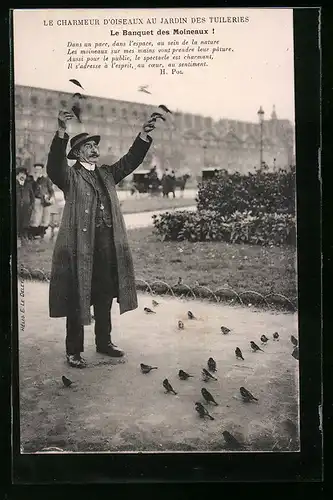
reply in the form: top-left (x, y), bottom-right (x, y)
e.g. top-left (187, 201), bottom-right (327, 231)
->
top-left (16, 166), bottom-right (35, 241)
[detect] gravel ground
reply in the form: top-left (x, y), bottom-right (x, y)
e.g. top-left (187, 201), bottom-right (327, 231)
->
top-left (18, 280), bottom-right (299, 453)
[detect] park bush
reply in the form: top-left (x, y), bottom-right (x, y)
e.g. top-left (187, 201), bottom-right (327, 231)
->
top-left (152, 210), bottom-right (296, 246)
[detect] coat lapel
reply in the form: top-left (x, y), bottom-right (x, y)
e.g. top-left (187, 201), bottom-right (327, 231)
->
top-left (74, 161), bottom-right (97, 192)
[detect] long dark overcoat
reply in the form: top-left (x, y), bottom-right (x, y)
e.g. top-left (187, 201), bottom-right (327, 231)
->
top-left (46, 131), bottom-right (152, 325)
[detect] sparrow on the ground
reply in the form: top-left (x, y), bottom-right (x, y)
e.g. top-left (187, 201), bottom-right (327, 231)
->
top-left (163, 378), bottom-right (177, 395)
top-left (140, 363), bottom-right (158, 374)
top-left (202, 368), bottom-right (217, 381)
top-left (290, 335), bottom-right (298, 347)
top-left (188, 311), bottom-right (196, 320)
top-left (178, 320), bottom-right (184, 329)
top-left (250, 341), bottom-right (264, 352)
top-left (261, 334), bottom-right (269, 344)
top-left (207, 357), bottom-right (217, 372)
top-left (201, 387), bottom-right (218, 405)
top-left (291, 347), bottom-right (299, 360)
top-left (62, 375), bottom-right (73, 387)
top-left (195, 402), bottom-right (214, 420)
top-left (235, 347), bottom-right (244, 360)
top-left (144, 307), bottom-right (156, 314)
top-left (178, 369), bottom-right (193, 380)
top-left (152, 299), bottom-right (159, 307)
top-left (240, 386), bottom-right (258, 402)
top-left (273, 332), bottom-right (279, 341)
top-left (221, 326), bottom-right (231, 335)
top-left (222, 431), bottom-right (243, 449)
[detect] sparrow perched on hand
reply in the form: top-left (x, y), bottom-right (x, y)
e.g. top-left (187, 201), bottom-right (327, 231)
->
top-left (240, 386), bottom-right (258, 402)
top-left (201, 387), bottom-right (218, 405)
top-left (152, 299), bottom-right (159, 307)
top-left (150, 112), bottom-right (166, 122)
top-left (187, 311), bottom-right (196, 320)
top-left (163, 378), bottom-right (177, 395)
top-left (207, 357), bottom-right (217, 372)
top-left (250, 341), bottom-right (264, 352)
top-left (178, 369), bottom-right (193, 380)
top-left (62, 375), bottom-right (73, 387)
top-left (221, 326), bottom-right (231, 335)
top-left (195, 402), bottom-right (214, 420)
top-left (202, 368), bottom-right (217, 381)
top-left (291, 347), bottom-right (299, 360)
top-left (178, 320), bottom-right (184, 329)
top-left (222, 431), bottom-right (243, 450)
top-left (273, 332), bottom-right (279, 341)
top-left (260, 334), bottom-right (269, 344)
top-left (70, 93), bottom-right (86, 123)
top-left (235, 347), bottom-right (244, 360)
top-left (144, 307), bottom-right (156, 314)
top-left (140, 363), bottom-right (158, 374)
top-left (290, 335), bottom-right (298, 347)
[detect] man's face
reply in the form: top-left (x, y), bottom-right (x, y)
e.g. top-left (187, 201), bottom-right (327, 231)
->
top-left (17, 172), bottom-right (26, 184)
top-left (34, 166), bottom-right (43, 178)
top-left (77, 140), bottom-right (100, 164)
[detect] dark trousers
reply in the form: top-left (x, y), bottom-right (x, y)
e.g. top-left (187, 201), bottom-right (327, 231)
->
top-left (65, 225), bottom-right (119, 355)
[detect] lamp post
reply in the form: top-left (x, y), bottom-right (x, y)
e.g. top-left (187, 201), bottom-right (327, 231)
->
top-left (257, 106), bottom-right (265, 168)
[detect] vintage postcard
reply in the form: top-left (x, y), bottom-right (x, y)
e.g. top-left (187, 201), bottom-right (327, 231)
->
top-left (13, 7), bottom-right (300, 456)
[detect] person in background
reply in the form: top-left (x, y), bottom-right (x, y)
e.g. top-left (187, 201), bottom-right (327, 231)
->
top-left (16, 166), bottom-right (35, 241)
top-left (30, 163), bottom-right (55, 239)
top-left (169, 170), bottom-right (176, 198)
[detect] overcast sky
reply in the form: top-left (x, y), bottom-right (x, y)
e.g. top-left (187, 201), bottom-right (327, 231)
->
top-left (13, 8), bottom-right (295, 124)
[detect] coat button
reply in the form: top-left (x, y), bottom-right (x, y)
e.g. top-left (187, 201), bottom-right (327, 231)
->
top-left (83, 228), bottom-right (87, 232)
top-left (85, 209), bottom-right (89, 213)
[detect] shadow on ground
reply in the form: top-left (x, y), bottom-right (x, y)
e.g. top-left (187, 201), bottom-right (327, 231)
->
top-left (18, 280), bottom-right (299, 453)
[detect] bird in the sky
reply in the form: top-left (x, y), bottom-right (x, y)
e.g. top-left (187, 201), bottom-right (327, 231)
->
top-left (207, 357), bottom-right (217, 372)
top-left (188, 311), bottom-right (196, 320)
top-left (163, 378), bottom-right (177, 395)
top-left (291, 347), bottom-right (299, 360)
top-left (273, 332), bottom-right (279, 341)
top-left (250, 341), bottom-right (264, 352)
top-left (221, 326), bottom-right (231, 335)
top-left (152, 299), bottom-right (159, 307)
top-left (222, 431), bottom-right (244, 450)
top-left (69, 78), bottom-right (84, 89)
top-left (144, 307), bottom-right (156, 314)
top-left (235, 347), bottom-right (244, 360)
top-left (201, 387), bottom-right (218, 405)
top-left (62, 375), bottom-right (73, 387)
top-left (202, 368), bottom-right (217, 381)
top-left (158, 104), bottom-right (172, 114)
top-left (178, 369), bottom-right (194, 380)
top-left (140, 363), bottom-right (158, 374)
top-left (195, 402), bottom-right (214, 420)
top-left (178, 320), bottom-right (184, 330)
top-left (240, 386), bottom-right (258, 402)
top-left (291, 335), bottom-right (298, 347)
top-left (261, 334), bottom-right (269, 344)
top-left (138, 85), bottom-right (151, 94)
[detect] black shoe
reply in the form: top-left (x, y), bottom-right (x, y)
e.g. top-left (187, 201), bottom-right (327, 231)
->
top-left (66, 354), bottom-right (87, 368)
top-left (96, 342), bottom-right (124, 357)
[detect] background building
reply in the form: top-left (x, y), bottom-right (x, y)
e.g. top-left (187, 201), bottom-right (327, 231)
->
top-left (14, 85), bottom-right (295, 178)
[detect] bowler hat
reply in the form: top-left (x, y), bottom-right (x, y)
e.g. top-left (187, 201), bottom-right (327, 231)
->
top-left (67, 133), bottom-right (101, 160)
top-left (16, 166), bottom-right (28, 175)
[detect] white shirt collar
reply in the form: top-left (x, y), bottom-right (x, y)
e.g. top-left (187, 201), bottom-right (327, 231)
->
top-left (80, 161), bottom-right (96, 171)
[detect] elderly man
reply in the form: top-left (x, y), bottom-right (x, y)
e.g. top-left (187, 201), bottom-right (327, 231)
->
top-left (47, 110), bottom-right (155, 368)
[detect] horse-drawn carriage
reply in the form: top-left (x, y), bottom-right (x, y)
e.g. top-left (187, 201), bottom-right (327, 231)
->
top-left (131, 170), bottom-right (152, 194)
top-left (201, 167), bottom-right (224, 181)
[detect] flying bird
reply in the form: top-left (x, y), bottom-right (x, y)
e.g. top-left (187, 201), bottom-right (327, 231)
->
top-left (152, 299), bottom-right (159, 307)
top-left (62, 375), bottom-right (73, 388)
top-left (250, 341), bottom-right (264, 352)
top-left (178, 320), bottom-right (184, 330)
top-left (291, 347), bottom-right (299, 360)
top-left (291, 335), bottom-right (298, 347)
top-left (69, 78), bottom-right (84, 89)
top-left (140, 363), bottom-right (158, 374)
top-left (178, 369), bottom-right (194, 380)
top-left (207, 357), bottom-right (217, 372)
top-left (195, 402), bottom-right (214, 420)
top-left (201, 387), bottom-right (218, 405)
top-left (222, 431), bottom-right (243, 450)
top-left (273, 332), bottom-right (279, 341)
top-left (235, 347), bottom-right (244, 360)
top-left (260, 334), bottom-right (269, 344)
top-left (187, 311), bottom-right (196, 320)
top-left (240, 386), bottom-right (258, 402)
top-left (221, 326), bottom-right (231, 335)
top-left (144, 307), bottom-right (156, 314)
top-left (70, 92), bottom-right (86, 123)
top-left (163, 378), bottom-right (177, 395)
top-left (138, 85), bottom-right (151, 94)
top-left (158, 104), bottom-right (172, 114)
top-left (202, 368), bottom-right (217, 381)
